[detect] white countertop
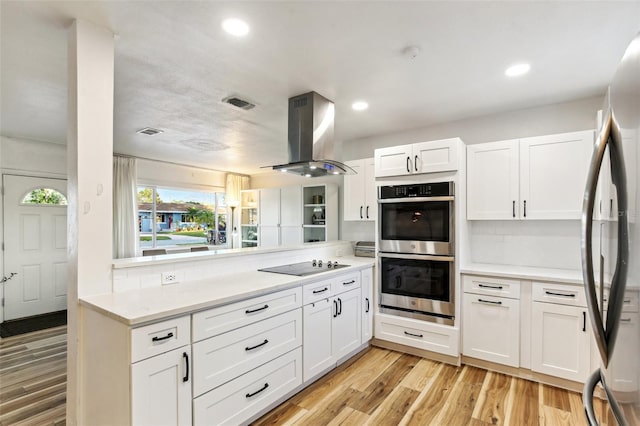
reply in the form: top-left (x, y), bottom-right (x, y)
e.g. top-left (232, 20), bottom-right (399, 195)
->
top-left (81, 256), bottom-right (374, 326)
top-left (461, 263), bottom-right (585, 285)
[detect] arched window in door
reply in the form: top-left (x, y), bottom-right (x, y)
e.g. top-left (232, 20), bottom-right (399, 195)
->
top-left (20, 188), bottom-right (68, 206)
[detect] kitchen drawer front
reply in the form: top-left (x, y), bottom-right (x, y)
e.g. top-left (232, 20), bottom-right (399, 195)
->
top-left (192, 287), bottom-right (302, 342)
top-left (532, 282), bottom-right (586, 307)
top-left (131, 315), bottom-right (190, 363)
top-left (193, 348), bottom-right (302, 426)
top-left (374, 314), bottom-right (458, 357)
top-left (604, 290), bottom-right (639, 312)
top-left (302, 278), bottom-right (334, 305)
top-left (334, 272), bottom-right (361, 294)
top-left (192, 309), bottom-right (302, 397)
top-left (462, 275), bottom-right (520, 299)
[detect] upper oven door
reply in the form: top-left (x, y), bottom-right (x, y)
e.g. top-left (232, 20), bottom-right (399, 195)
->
top-left (378, 196), bottom-right (454, 255)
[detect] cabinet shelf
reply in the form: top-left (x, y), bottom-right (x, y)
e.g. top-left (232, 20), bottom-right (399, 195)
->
top-left (304, 203), bottom-right (326, 208)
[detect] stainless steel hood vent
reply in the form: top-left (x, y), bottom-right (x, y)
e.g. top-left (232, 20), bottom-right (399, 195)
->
top-left (268, 91), bottom-right (355, 177)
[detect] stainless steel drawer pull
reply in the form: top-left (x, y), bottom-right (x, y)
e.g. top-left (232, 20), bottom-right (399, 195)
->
top-left (545, 291), bottom-right (575, 298)
top-left (478, 298), bottom-right (502, 305)
top-left (152, 332), bottom-right (174, 342)
top-left (312, 287), bottom-right (329, 294)
top-left (478, 284), bottom-right (503, 290)
top-left (246, 383), bottom-right (269, 398)
top-left (404, 331), bottom-right (423, 338)
top-left (343, 280), bottom-right (356, 286)
top-left (245, 304), bottom-right (269, 314)
top-left (245, 339), bottom-right (269, 351)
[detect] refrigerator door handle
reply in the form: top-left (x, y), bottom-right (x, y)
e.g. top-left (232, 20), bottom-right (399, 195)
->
top-left (583, 369), bottom-right (601, 426)
top-left (581, 114), bottom-right (611, 366)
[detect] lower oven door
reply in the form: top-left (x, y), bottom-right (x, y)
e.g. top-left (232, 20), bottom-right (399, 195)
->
top-left (379, 252), bottom-right (455, 323)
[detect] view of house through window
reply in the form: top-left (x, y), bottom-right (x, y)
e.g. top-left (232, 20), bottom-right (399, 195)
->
top-left (137, 186), bottom-right (227, 249)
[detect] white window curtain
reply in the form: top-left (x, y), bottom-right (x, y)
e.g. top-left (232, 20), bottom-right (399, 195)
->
top-left (113, 156), bottom-right (138, 258)
top-left (226, 173), bottom-right (250, 248)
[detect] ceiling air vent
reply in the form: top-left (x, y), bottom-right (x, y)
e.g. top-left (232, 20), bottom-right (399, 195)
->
top-left (222, 95), bottom-right (256, 110)
top-left (136, 127), bottom-right (164, 136)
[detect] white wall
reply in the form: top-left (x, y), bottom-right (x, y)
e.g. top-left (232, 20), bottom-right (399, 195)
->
top-left (1, 136), bottom-right (67, 176)
top-left (137, 158), bottom-right (227, 192)
top-left (343, 95), bottom-right (602, 160)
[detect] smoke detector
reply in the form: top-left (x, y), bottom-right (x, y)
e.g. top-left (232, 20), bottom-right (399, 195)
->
top-left (136, 127), bottom-right (164, 136)
top-left (402, 45), bottom-right (421, 59)
top-left (222, 95), bottom-right (256, 110)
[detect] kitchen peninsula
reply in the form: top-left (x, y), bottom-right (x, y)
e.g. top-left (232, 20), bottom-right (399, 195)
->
top-left (78, 241), bottom-right (374, 425)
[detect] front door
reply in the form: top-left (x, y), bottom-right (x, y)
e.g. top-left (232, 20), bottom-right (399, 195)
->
top-left (3, 175), bottom-right (67, 321)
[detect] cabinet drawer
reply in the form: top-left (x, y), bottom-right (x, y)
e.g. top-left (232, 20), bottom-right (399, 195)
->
top-left (462, 275), bottom-right (520, 299)
top-left (131, 316), bottom-right (190, 363)
top-left (302, 278), bottom-right (333, 305)
top-left (334, 272), bottom-right (361, 294)
top-left (374, 314), bottom-right (458, 357)
top-left (532, 282), bottom-right (586, 307)
top-left (192, 287), bottom-right (302, 342)
top-left (193, 348), bottom-right (302, 426)
top-left (192, 309), bottom-right (302, 397)
top-left (604, 290), bottom-right (639, 312)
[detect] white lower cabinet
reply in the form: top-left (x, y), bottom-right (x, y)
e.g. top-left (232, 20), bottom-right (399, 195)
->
top-left (374, 313), bottom-right (459, 357)
top-left (462, 275), bottom-right (520, 367)
top-left (193, 348), bottom-right (303, 425)
top-left (361, 267), bottom-right (374, 343)
top-left (132, 346), bottom-right (192, 426)
top-left (531, 301), bottom-right (590, 382)
top-left (302, 284), bottom-right (362, 382)
top-left (462, 294), bottom-right (520, 367)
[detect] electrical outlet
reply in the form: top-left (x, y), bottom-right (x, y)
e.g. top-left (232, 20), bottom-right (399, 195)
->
top-left (161, 272), bottom-right (178, 285)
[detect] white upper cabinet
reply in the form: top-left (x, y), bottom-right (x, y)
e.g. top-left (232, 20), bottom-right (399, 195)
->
top-left (375, 138), bottom-right (461, 177)
top-left (467, 130), bottom-right (594, 220)
top-left (279, 185), bottom-right (303, 246)
top-left (244, 186), bottom-right (303, 248)
top-left (519, 130), bottom-right (593, 220)
top-left (467, 140), bottom-right (519, 220)
top-left (344, 158), bottom-right (377, 221)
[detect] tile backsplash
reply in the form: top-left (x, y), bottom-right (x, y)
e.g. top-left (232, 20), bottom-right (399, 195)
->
top-left (468, 220), bottom-right (582, 270)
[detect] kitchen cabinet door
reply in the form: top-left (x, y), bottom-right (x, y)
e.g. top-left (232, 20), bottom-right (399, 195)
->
top-left (343, 160), bottom-right (366, 221)
top-left (332, 288), bottom-right (361, 360)
top-left (302, 298), bottom-right (334, 381)
top-left (467, 140), bottom-right (520, 220)
top-left (374, 144), bottom-right (413, 177)
top-left (360, 267), bottom-right (374, 344)
top-left (259, 188), bottom-right (281, 248)
top-left (280, 186), bottom-right (303, 245)
top-left (531, 302), bottom-right (590, 382)
top-left (364, 159), bottom-right (377, 220)
top-left (413, 138), bottom-right (459, 174)
top-left (344, 158), bottom-right (377, 221)
top-left (131, 346), bottom-right (192, 426)
top-left (462, 294), bottom-right (519, 367)
top-left (519, 130), bottom-right (593, 220)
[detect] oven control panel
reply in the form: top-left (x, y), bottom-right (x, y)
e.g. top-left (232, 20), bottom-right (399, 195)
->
top-left (379, 181), bottom-right (454, 199)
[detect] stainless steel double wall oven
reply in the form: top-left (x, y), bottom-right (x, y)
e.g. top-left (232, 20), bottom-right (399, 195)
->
top-left (378, 182), bottom-right (455, 325)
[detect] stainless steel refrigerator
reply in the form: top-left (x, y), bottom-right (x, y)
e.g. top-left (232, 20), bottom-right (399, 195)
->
top-left (582, 33), bottom-right (640, 425)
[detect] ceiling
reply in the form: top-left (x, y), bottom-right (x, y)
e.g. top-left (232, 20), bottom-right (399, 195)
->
top-left (1, 1), bottom-right (639, 175)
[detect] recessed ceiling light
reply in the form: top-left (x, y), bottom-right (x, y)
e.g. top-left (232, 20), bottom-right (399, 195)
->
top-left (222, 18), bottom-right (249, 36)
top-left (352, 101), bottom-right (369, 111)
top-left (505, 63), bottom-right (530, 77)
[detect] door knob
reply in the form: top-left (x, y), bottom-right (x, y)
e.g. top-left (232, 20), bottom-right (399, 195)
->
top-left (1, 272), bottom-right (17, 283)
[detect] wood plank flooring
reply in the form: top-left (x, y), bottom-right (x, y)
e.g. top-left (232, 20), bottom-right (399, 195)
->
top-left (253, 347), bottom-right (618, 426)
top-left (0, 326), bottom-right (66, 426)
top-left (0, 327), bottom-right (617, 426)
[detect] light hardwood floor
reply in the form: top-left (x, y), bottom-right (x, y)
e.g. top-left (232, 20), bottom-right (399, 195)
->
top-left (0, 325), bottom-right (66, 426)
top-left (0, 327), bottom-right (616, 426)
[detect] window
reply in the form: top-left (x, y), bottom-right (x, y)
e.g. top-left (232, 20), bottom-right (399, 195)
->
top-left (137, 186), bottom-right (227, 250)
top-left (21, 188), bottom-right (67, 205)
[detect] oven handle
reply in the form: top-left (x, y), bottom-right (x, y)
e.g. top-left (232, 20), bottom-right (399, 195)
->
top-left (379, 252), bottom-right (454, 262)
top-left (378, 196), bottom-right (454, 203)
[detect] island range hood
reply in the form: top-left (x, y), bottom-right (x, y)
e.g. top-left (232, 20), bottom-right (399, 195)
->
top-left (268, 91), bottom-right (355, 177)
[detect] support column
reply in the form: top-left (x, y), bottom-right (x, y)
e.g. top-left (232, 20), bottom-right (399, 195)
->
top-left (67, 20), bottom-right (114, 425)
